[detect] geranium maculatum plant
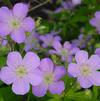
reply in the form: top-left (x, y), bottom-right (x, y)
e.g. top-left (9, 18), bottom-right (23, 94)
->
top-left (0, 0), bottom-right (100, 101)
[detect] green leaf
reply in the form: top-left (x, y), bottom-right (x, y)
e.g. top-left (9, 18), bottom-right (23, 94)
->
top-left (0, 56), bottom-right (6, 68)
top-left (0, 86), bottom-right (23, 101)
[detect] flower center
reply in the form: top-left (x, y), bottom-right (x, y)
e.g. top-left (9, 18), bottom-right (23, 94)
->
top-left (15, 65), bottom-right (28, 78)
top-left (44, 73), bottom-right (54, 85)
top-left (61, 49), bottom-right (67, 56)
top-left (10, 18), bottom-right (21, 29)
top-left (47, 40), bottom-right (53, 47)
top-left (32, 38), bottom-right (37, 43)
top-left (80, 65), bottom-right (92, 76)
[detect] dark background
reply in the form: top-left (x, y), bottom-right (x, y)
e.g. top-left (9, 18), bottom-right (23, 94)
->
top-left (0, 0), bottom-right (57, 19)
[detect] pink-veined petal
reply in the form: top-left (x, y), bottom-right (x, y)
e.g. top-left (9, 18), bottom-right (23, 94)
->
top-left (54, 66), bottom-right (66, 81)
top-left (68, 63), bottom-right (80, 77)
top-left (22, 17), bottom-right (35, 32)
top-left (11, 28), bottom-right (26, 43)
top-left (12, 79), bottom-right (30, 95)
top-left (32, 83), bottom-right (48, 97)
top-left (49, 81), bottom-right (65, 95)
top-left (77, 76), bottom-right (92, 88)
top-left (39, 58), bottom-right (54, 73)
top-left (22, 52), bottom-right (40, 70)
top-left (75, 50), bottom-right (88, 64)
top-left (7, 51), bottom-right (22, 68)
top-left (13, 3), bottom-right (28, 19)
top-left (0, 67), bottom-right (15, 84)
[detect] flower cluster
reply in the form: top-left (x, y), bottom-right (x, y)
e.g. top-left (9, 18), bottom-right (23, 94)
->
top-left (0, 1), bottom-right (100, 100)
top-left (32, 58), bottom-right (66, 97)
top-left (0, 51), bottom-right (66, 96)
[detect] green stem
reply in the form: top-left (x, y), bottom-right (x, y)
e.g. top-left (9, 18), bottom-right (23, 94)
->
top-left (29, 0), bottom-right (49, 12)
top-left (63, 80), bottom-right (77, 101)
top-left (27, 91), bottom-right (31, 101)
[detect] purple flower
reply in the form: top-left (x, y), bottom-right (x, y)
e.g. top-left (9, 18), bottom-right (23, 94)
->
top-left (24, 32), bottom-right (40, 52)
top-left (95, 48), bottom-right (100, 57)
top-left (49, 41), bottom-right (79, 62)
top-left (55, 0), bottom-right (81, 13)
top-left (62, 1), bottom-right (74, 10)
top-left (55, 1), bottom-right (73, 13)
top-left (0, 51), bottom-right (42, 95)
top-left (0, 37), bottom-right (8, 46)
top-left (72, 0), bottom-right (81, 6)
top-left (32, 58), bottom-right (66, 97)
top-left (68, 50), bottom-right (100, 88)
top-left (39, 31), bottom-right (61, 48)
top-left (90, 11), bottom-right (100, 34)
top-left (0, 3), bottom-right (35, 43)
top-left (72, 34), bottom-right (92, 49)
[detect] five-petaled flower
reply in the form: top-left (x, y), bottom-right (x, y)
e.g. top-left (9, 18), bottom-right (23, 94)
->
top-left (68, 50), bottom-right (100, 88)
top-left (0, 51), bottom-right (42, 95)
top-left (0, 3), bottom-right (35, 43)
top-left (32, 58), bottom-right (66, 97)
top-left (49, 41), bottom-right (79, 62)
